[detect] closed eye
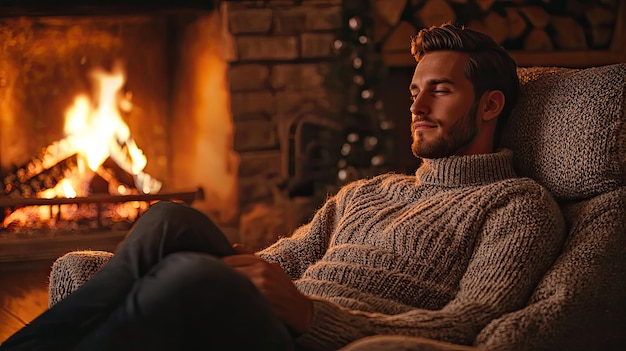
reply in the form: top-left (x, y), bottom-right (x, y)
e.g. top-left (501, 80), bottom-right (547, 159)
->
top-left (433, 89), bottom-right (450, 95)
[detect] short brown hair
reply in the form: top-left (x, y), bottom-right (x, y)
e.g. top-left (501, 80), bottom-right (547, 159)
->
top-left (411, 23), bottom-right (519, 143)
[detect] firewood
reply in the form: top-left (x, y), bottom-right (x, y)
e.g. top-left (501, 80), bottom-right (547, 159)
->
top-left (520, 6), bottom-right (550, 28)
top-left (482, 11), bottom-right (509, 44)
top-left (95, 165), bottom-right (137, 196)
top-left (590, 25), bottom-right (613, 48)
top-left (372, 0), bottom-right (407, 27)
top-left (523, 28), bottom-right (554, 51)
top-left (6, 137), bottom-right (78, 187)
top-left (551, 16), bottom-right (587, 50)
top-left (467, 15), bottom-right (509, 45)
top-left (466, 20), bottom-right (489, 39)
top-left (476, 0), bottom-right (496, 12)
top-left (373, 14), bottom-right (393, 44)
top-left (3, 156), bottom-right (78, 198)
top-left (414, 0), bottom-right (456, 28)
top-left (586, 6), bottom-right (616, 27)
top-left (108, 140), bottom-right (162, 194)
top-left (505, 7), bottom-right (527, 40)
top-left (410, 0), bottom-right (426, 6)
top-left (382, 21), bottom-right (417, 53)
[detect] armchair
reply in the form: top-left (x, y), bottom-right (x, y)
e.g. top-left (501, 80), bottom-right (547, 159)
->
top-left (49, 63), bottom-right (626, 350)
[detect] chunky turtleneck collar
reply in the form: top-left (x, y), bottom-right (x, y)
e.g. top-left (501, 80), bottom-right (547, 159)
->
top-left (416, 149), bottom-right (517, 187)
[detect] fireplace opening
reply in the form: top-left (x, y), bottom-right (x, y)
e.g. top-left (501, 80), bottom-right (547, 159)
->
top-left (0, 2), bottom-right (241, 261)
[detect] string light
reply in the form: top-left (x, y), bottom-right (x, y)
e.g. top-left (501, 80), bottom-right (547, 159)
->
top-left (333, 2), bottom-right (395, 185)
top-left (348, 17), bottom-right (361, 30)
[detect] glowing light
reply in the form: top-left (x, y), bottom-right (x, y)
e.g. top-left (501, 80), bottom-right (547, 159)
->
top-left (63, 67), bottom-right (147, 178)
top-left (61, 179), bottom-right (77, 198)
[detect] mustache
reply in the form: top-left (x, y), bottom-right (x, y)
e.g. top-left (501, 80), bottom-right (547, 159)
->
top-left (412, 115), bottom-right (437, 123)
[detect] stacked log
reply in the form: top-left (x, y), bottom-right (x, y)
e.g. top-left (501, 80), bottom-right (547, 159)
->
top-left (372, 0), bottom-right (623, 65)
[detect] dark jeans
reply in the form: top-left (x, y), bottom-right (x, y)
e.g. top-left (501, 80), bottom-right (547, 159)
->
top-left (0, 201), bottom-right (294, 351)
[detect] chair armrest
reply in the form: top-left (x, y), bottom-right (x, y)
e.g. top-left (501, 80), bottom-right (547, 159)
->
top-left (475, 188), bottom-right (626, 351)
top-left (339, 335), bottom-right (480, 351)
top-left (48, 250), bottom-right (114, 307)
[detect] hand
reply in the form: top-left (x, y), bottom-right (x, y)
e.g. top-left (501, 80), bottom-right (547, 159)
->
top-left (221, 244), bottom-right (312, 334)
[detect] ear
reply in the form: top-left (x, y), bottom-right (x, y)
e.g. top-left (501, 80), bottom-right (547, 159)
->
top-left (480, 90), bottom-right (505, 122)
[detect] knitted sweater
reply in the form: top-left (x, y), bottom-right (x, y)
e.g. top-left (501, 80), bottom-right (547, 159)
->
top-left (258, 149), bottom-right (565, 351)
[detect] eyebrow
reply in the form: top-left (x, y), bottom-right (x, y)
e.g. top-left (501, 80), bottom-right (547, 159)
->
top-left (409, 78), bottom-right (455, 91)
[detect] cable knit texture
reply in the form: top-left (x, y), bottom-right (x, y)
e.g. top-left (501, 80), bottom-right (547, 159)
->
top-left (258, 150), bottom-right (565, 350)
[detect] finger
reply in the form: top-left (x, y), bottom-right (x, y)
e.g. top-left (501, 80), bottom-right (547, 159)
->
top-left (232, 243), bottom-right (254, 255)
top-left (221, 254), bottom-right (262, 267)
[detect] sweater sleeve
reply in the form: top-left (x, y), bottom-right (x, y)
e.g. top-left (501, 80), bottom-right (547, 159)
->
top-left (257, 180), bottom-right (361, 280)
top-left (295, 185), bottom-right (566, 350)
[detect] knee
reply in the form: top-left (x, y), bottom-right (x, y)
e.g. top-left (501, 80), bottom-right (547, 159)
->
top-left (146, 201), bottom-right (191, 218)
top-left (142, 201), bottom-right (207, 227)
top-left (159, 252), bottom-right (247, 288)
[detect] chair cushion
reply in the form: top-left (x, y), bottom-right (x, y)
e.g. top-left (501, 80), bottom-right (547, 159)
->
top-left (500, 64), bottom-right (626, 201)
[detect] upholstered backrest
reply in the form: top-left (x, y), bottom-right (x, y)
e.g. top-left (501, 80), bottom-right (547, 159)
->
top-left (499, 64), bottom-right (626, 201)
top-left (480, 64), bottom-right (626, 350)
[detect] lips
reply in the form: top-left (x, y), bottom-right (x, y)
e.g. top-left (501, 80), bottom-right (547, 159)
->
top-left (412, 121), bottom-right (438, 131)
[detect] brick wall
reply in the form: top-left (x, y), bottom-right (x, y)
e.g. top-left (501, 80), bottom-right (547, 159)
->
top-left (222, 0), bottom-right (343, 212)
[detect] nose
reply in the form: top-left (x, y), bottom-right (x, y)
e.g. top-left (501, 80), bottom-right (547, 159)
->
top-left (410, 93), bottom-right (430, 119)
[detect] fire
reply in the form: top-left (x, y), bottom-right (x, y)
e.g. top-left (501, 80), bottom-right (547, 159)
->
top-left (2, 65), bottom-right (161, 230)
top-left (60, 65), bottom-right (156, 197)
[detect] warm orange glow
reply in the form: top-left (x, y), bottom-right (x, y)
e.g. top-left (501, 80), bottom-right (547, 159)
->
top-left (64, 66), bottom-right (147, 179)
top-left (35, 65), bottom-right (161, 200)
top-left (2, 65), bottom-right (162, 229)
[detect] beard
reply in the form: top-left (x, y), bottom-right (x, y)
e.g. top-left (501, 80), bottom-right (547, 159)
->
top-left (411, 103), bottom-right (479, 159)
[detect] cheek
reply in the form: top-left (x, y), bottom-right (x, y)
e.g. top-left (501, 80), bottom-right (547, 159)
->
top-left (442, 102), bottom-right (475, 123)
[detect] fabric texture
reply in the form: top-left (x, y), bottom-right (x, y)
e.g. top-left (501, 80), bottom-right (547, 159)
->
top-left (475, 186), bottom-right (626, 350)
top-left (258, 150), bottom-right (564, 350)
top-left (338, 335), bottom-right (480, 351)
top-left (49, 250), bottom-right (113, 307)
top-left (499, 64), bottom-right (626, 201)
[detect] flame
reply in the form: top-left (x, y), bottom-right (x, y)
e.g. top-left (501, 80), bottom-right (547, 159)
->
top-left (64, 67), bottom-right (146, 176)
top-left (1, 66), bottom-right (161, 229)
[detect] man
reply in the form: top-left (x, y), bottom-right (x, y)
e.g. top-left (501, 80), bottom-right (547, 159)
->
top-left (0, 24), bottom-right (565, 351)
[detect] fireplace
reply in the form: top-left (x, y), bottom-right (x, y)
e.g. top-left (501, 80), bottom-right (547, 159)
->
top-left (0, 0), bottom-right (354, 260)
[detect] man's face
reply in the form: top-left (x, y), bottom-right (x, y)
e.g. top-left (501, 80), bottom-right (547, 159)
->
top-left (409, 51), bottom-right (480, 159)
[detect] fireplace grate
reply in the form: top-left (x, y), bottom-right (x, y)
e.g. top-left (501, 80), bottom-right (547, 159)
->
top-left (0, 188), bottom-right (204, 262)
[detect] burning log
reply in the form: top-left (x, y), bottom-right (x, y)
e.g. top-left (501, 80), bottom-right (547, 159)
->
top-left (108, 137), bottom-right (162, 194)
top-left (3, 155), bottom-right (79, 198)
top-left (11, 137), bottom-right (78, 185)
